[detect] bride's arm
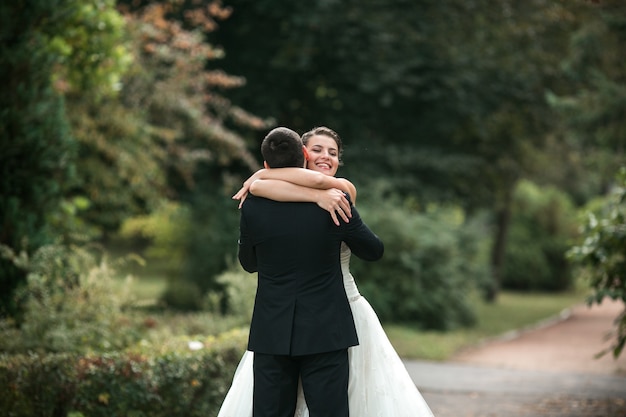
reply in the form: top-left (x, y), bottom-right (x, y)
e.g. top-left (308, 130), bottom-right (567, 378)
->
top-left (250, 179), bottom-right (352, 226)
top-left (232, 167), bottom-right (356, 205)
top-left (233, 168), bottom-right (348, 198)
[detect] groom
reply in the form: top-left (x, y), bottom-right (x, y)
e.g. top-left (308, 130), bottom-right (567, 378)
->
top-left (238, 127), bottom-right (383, 417)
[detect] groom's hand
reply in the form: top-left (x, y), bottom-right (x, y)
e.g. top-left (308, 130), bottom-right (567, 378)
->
top-left (316, 188), bottom-right (352, 226)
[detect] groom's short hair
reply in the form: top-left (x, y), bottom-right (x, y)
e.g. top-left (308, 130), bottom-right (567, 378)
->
top-left (261, 127), bottom-right (304, 168)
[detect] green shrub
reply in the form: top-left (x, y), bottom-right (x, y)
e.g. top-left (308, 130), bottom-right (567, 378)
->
top-left (119, 196), bottom-right (241, 312)
top-left (214, 267), bottom-right (257, 321)
top-left (568, 167), bottom-right (626, 358)
top-left (118, 201), bottom-right (190, 280)
top-left (0, 352), bottom-right (77, 417)
top-left (0, 329), bottom-right (248, 417)
top-left (161, 279), bottom-right (205, 311)
top-left (502, 180), bottom-right (579, 291)
top-left (0, 243), bottom-right (140, 353)
top-left (351, 198), bottom-right (489, 330)
top-left (181, 194), bottom-right (241, 310)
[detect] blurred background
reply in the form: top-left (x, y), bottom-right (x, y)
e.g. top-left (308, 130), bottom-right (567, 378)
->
top-left (1, 0), bottom-right (624, 367)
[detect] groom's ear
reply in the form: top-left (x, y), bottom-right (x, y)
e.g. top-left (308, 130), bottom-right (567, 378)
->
top-left (302, 145), bottom-right (310, 161)
top-left (263, 161), bottom-right (270, 169)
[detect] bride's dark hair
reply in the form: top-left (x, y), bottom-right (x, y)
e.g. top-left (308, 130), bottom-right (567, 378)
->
top-left (301, 126), bottom-right (344, 165)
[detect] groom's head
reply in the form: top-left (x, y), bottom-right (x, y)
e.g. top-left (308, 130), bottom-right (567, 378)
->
top-left (261, 127), bottom-right (306, 169)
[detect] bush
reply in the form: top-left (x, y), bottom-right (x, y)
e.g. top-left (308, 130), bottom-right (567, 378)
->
top-left (214, 267), bottom-right (257, 322)
top-left (181, 194), bottom-right (241, 310)
top-left (502, 180), bottom-right (579, 291)
top-left (351, 198), bottom-right (489, 330)
top-left (0, 329), bottom-right (248, 417)
top-left (568, 167), bottom-right (626, 358)
top-left (119, 201), bottom-right (190, 277)
top-left (161, 279), bottom-right (206, 312)
top-left (0, 243), bottom-right (140, 353)
top-left (0, 352), bottom-right (77, 417)
top-left (119, 196), bottom-right (242, 312)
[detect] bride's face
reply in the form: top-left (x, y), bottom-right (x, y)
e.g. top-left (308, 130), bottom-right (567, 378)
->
top-left (305, 134), bottom-right (340, 177)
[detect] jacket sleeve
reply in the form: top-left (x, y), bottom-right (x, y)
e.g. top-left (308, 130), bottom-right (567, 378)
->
top-left (341, 205), bottom-right (384, 262)
top-left (237, 209), bottom-right (257, 273)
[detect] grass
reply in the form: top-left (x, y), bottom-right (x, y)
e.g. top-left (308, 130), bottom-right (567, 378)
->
top-left (384, 289), bottom-right (590, 361)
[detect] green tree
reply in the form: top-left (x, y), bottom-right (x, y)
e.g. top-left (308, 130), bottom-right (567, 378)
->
top-left (548, 0), bottom-right (626, 198)
top-left (106, 2), bottom-right (270, 309)
top-left (0, 0), bottom-right (91, 316)
top-left (555, 0), bottom-right (626, 358)
top-left (1, 0), bottom-right (143, 315)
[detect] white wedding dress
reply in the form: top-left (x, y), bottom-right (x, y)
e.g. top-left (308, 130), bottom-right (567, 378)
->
top-left (217, 243), bottom-right (435, 417)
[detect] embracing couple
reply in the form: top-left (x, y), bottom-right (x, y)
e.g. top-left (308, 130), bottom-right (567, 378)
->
top-left (222, 126), bottom-right (435, 417)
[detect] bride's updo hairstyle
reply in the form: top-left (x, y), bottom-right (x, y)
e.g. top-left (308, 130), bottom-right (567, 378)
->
top-left (301, 126), bottom-right (344, 166)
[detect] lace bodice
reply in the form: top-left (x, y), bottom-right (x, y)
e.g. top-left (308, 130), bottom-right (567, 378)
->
top-left (341, 242), bottom-right (361, 302)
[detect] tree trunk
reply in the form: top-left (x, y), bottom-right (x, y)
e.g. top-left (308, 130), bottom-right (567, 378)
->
top-left (485, 191), bottom-right (513, 302)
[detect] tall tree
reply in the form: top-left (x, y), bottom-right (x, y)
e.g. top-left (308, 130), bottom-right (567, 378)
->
top-left (548, 0), bottom-right (626, 194)
top-left (557, 0), bottom-right (626, 358)
top-left (106, 2), bottom-right (271, 307)
top-left (0, 0), bottom-right (128, 315)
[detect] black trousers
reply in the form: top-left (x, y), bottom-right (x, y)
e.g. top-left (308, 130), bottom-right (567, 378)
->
top-left (253, 349), bottom-right (349, 417)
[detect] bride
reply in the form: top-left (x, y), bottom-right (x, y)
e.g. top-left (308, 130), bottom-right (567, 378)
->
top-left (224, 126), bottom-right (435, 417)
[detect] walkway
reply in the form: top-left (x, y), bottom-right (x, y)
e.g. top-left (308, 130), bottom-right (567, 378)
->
top-left (404, 300), bottom-right (626, 417)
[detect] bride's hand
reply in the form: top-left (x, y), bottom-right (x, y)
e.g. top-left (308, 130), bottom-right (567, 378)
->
top-left (316, 188), bottom-right (352, 226)
top-left (232, 187), bottom-right (248, 209)
top-left (232, 181), bottom-right (252, 208)
top-left (233, 170), bottom-right (265, 208)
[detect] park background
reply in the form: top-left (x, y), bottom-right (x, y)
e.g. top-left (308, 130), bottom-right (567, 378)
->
top-left (1, 0), bottom-right (625, 416)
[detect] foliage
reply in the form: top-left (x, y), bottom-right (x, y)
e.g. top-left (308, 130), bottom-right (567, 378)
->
top-left (214, 266), bottom-right (257, 321)
top-left (65, 97), bottom-right (169, 237)
top-left (350, 198), bottom-right (489, 330)
top-left (63, 1), bottom-right (268, 238)
top-left (160, 279), bottom-right (206, 312)
top-left (0, 0), bottom-right (132, 316)
top-left (550, 0), bottom-right (626, 358)
top-left (119, 201), bottom-right (190, 273)
top-left (0, 352), bottom-right (77, 417)
top-left (47, 0), bottom-right (132, 97)
top-left (118, 195), bottom-right (243, 312)
top-left (179, 193), bottom-right (242, 310)
top-left (0, 1), bottom-right (72, 316)
top-left (568, 167), bottom-right (626, 358)
top-left (547, 0), bottom-right (626, 200)
top-left (121, 1), bottom-right (266, 178)
top-left (116, 2), bottom-right (270, 309)
top-left (0, 329), bottom-right (247, 417)
top-left (65, 1), bottom-right (272, 304)
top-left (0, 243), bottom-right (140, 354)
top-left (213, 0), bottom-right (578, 196)
top-left (212, 0), bottom-right (588, 301)
top-left (502, 180), bottom-right (579, 291)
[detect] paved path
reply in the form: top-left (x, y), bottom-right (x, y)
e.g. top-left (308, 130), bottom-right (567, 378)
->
top-left (404, 300), bottom-right (626, 417)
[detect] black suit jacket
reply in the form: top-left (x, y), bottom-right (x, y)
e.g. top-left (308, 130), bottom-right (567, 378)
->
top-left (238, 194), bottom-right (383, 356)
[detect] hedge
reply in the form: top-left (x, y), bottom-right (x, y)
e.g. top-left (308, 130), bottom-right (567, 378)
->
top-left (0, 329), bottom-right (248, 417)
